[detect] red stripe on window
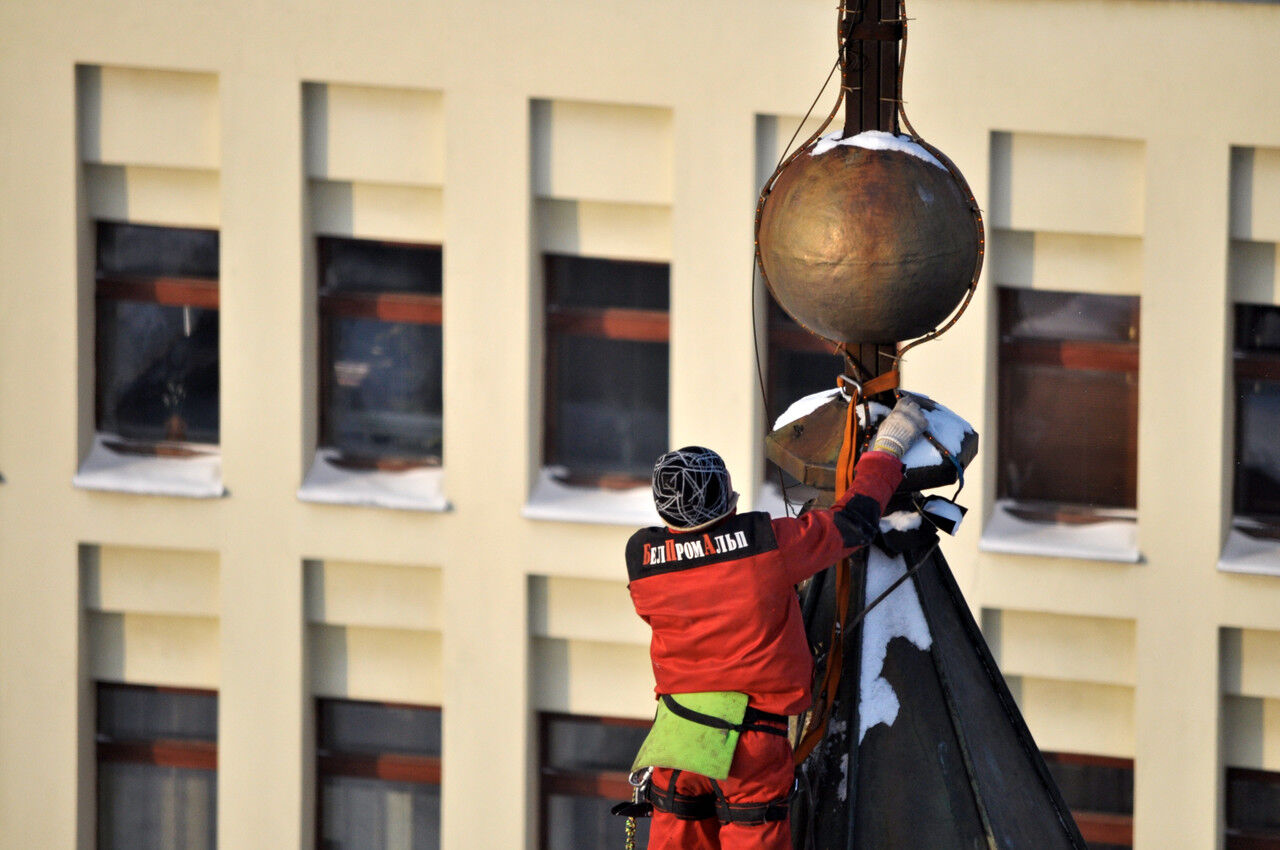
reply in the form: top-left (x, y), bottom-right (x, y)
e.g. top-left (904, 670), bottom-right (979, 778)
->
top-left (546, 307), bottom-right (669, 341)
top-left (320, 292), bottom-right (442, 325)
top-left (97, 276), bottom-right (219, 309)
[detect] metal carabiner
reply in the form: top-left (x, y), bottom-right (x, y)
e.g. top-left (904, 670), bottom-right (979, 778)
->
top-left (837, 373), bottom-right (863, 402)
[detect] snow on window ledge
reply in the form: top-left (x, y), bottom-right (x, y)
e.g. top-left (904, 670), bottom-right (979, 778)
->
top-left (979, 500), bottom-right (1140, 564)
top-left (1218, 524), bottom-right (1280, 576)
top-left (521, 466), bottom-right (661, 527)
top-left (297, 449), bottom-right (449, 512)
top-left (73, 433), bottom-right (225, 499)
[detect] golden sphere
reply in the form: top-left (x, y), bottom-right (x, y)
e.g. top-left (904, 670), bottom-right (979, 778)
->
top-left (758, 135), bottom-right (981, 345)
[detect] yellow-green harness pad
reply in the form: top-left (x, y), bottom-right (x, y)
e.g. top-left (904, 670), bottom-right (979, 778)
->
top-left (632, 692), bottom-right (750, 780)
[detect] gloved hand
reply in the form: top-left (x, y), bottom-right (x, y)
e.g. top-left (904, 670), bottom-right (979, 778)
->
top-left (871, 397), bottom-right (928, 459)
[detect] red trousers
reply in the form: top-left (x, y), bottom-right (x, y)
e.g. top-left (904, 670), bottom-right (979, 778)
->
top-left (647, 725), bottom-right (793, 850)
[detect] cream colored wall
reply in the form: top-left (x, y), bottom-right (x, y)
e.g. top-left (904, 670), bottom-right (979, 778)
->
top-left (3, 1), bottom-right (1280, 849)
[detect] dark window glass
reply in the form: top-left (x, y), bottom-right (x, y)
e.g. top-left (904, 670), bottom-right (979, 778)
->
top-left (998, 288), bottom-right (1140, 512)
top-left (546, 254), bottom-right (668, 311)
top-left (98, 684), bottom-right (217, 741)
top-left (95, 222), bottom-right (220, 445)
top-left (1226, 767), bottom-right (1280, 848)
top-left (1043, 753), bottom-right (1133, 815)
top-left (544, 255), bottom-right (669, 483)
top-left (325, 319), bottom-right (442, 461)
top-left (98, 221), bottom-right (219, 279)
top-left (318, 701), bottom-right (442, 758)
top-left (1235, 305), bottom-right (1280, 529)
top-left (544, 715), bottom-right (650, 772)
top-left (1237, 306), bottom-right (1280, 353)
top-left (318, 700), bottom-right (441, 850)
top-left (539, 714), bottom-right (652, 850)
top-left (764, 302), bottom-right (845, 501)
top-left (97, 684), bottom-right (217, 850)
top-left (766, 301), bottom-right (843, 426)
top-left (549, 336), bottom-right (668, 479)
top-left (321, 777), bottom-right (440, 850)
top-left (1041, 752), bottom-right (1133, 850)
top-left (320, 239), bottom-right (442, 296)
top-left (1001, 289), bottom-right (1136, 343)
top-left (97, 302), bottom-right (220, 444)
top-left (99, 763), bottom-right (217, 850)
top-left (546, 794), bottom-right (650, 850)
top-left (318, 238), bottom-right (443, 465)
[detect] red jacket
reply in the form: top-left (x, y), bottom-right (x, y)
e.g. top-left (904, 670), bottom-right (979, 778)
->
top-left (626, 450), bottom-right (903, 716)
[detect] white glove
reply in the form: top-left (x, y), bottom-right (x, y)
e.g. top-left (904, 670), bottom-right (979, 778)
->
top-left (871, 398), bottom-right (928, 459)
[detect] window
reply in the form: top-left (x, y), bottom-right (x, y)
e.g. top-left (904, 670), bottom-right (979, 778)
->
top-left (1234, 305), bottom-right (1280, 537)
top-left (1227, 766), bottom-right (1280, 849)
top-left (764, 300), bottom-right (844, 501)
top-left (1041, 751), bottom-right (1133, 850)
top-left (538, 713), bottom-right (650, 850)
top-left (95, 221), bottom-right (220, 447)
top-left (997, 287), bottom-right (1140, 519)
top-left (96, 683), bottom-right (217, 850)
top-left (766, 300), bottom-right (845, 428)
top-left (543, 254), bottom-right (669, 486)
top-left (317, 699), bottom-right (442, 850)
top-left (318, 238), bottom-right (443, 467)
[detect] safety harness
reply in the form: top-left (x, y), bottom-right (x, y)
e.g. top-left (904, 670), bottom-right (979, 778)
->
top-left (646, 769), bottom-right (792, 825)
top-left (613, 694), bottom-right (793, 827)
top-left (658, 695), bottom-right (790, 739)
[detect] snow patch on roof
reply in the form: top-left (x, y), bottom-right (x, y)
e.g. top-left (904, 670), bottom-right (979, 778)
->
top-left (772, 388), bottom-right (846, 432)
top-left (811, 130), bottom-right (946, 171)
top-left (859, 547), bottom-right (933, 744)
top-left (522, 466), bottom-right (661, 527)
top-left (855, 400), bottom-right (893, 428)
top-left (880, 510), bottom-right (923, 533)
top-left (900, 394), bottom-right (974, 471)
top-left (771, 390), bottom-right (974, 477)
top-left (73, 433), bottom-right (224, 498)
top-left (297, 449), bottom-right (449, 512)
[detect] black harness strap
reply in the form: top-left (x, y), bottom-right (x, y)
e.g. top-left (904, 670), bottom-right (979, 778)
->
top-left (646, 772), bottom-right (717, 821)
top-left (709, 779), bottom-right (792, 826)
top-left (641, 697), bottom-right (792, 825)
top-left (647, 777), bottom-right (792, 826)
top-left (659, 695), bottom-right (789, 738)
top-left (715, 796), bottom-right (792, 826)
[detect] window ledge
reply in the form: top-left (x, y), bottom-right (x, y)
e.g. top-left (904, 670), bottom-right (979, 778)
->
top-left (521, 466), bottom-right (661, 527)
top-left (297, 449), bottom-right (449, 512)
top-left (73, 433), bottom-right (225, 499)
top-left (1219, 525), bottom-right (1280, 576)
top-left (979, 500), bottom-right (1140, 563)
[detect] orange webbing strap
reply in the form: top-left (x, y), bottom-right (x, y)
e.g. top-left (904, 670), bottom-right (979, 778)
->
top-left (793, 370), bottom-right (899, 764)
top-left (794, 553), bottom-right (849, 764)
top-left (861, 370), bottom-right (900, 401)
top-left (835, 379), bottom-right (860, 492)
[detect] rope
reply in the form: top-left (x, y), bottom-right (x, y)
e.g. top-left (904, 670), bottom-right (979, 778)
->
top-left (792, 367), bottom-right (899, 765)
top-left (754, 0), bottom-right (981, 767)
top-left (892, 0), bottom-right (985, 359)
top-left (752, 0), bottom-right (986, 370)
top-left (749, 54), bottom-right (845, 517)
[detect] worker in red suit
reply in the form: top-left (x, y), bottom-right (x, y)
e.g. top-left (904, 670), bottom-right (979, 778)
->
top-left (625, 397), bottom-right (927, 850)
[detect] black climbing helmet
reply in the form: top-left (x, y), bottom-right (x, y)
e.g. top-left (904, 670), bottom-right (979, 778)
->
top-left (651, 446), bottom-right (739, 531)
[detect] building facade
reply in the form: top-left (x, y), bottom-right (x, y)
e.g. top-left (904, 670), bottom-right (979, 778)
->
top-left (3, 0), bottom-right (1280, 848)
